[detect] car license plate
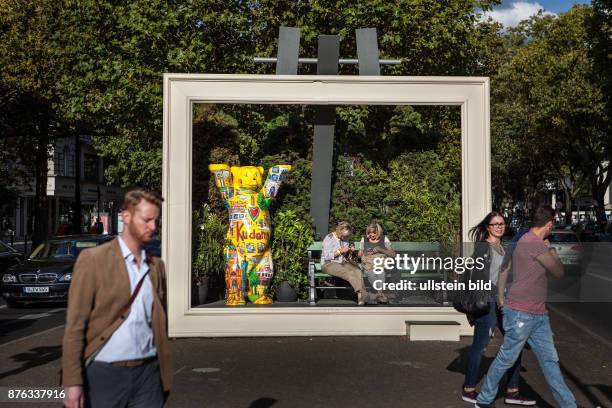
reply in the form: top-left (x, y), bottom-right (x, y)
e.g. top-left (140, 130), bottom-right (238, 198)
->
top-left (23, 286), bottom-right (50, 293)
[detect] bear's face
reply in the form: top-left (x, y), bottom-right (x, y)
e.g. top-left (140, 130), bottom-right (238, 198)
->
top-left (233, 166), bottom-right (264, 190)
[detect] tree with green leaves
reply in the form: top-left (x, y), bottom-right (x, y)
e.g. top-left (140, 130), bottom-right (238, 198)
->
top-left (51, 0), bottom-right (255, 189)
top-left (0, 0), bottom-right (65, 244)
top-left (491, 6), bottom-right (610, 221)
top-left (7, 0), bottom-right (565, 248)
top-left (47, 0), bottom-right (503, 189)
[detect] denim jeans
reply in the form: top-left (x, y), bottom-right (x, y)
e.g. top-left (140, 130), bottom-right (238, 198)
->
top-left (464, 301), bottom-right (522, 389)
top-left (477, 307), bottom-right (577, 407)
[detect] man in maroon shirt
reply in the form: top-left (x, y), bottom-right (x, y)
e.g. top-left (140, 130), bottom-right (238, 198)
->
top-left (475, 206), bottom-right (576, 408)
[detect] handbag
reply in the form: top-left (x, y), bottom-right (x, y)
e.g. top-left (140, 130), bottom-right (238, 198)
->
top-left (452, 275), bottom-right (491, 317)
top-left (452, 245), bottom-right (491, 318)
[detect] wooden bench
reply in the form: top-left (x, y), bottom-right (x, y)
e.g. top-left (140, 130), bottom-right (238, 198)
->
top-left (307, 241), bottom-right (446, 305)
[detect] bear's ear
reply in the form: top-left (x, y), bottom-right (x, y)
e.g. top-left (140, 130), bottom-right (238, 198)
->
top-left (258, 167), bottom-right (264, 176)
top-left (230, 166), bottom-right (241, 186)
top-left (209, 163), bottom-right (230, 172)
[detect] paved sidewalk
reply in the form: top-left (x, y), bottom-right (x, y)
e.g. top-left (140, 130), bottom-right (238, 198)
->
top-left (0, 310), bottom-right (609, 407)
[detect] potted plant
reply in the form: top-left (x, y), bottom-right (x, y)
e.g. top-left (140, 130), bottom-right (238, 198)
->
top-left (192, 204), bottom-right (227, 305)
top-left (271, 210), bottom-right (314, 302)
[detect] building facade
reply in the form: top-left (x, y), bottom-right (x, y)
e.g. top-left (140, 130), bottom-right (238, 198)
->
top-left (3, 136), bottom-right (124, 240)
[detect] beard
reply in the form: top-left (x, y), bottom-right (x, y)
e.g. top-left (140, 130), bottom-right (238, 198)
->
top-left (129, 223), bottom-right (154, 246)
top-left (140, 232), bottom-right (154, 245)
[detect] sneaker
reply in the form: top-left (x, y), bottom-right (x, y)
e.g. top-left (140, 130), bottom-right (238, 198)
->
top-left (474, 404), bottom-right (495, 408)
top-left (462, 389), bottom-right (478, 404)
top-left (504, 391), bottom-right (536, 406)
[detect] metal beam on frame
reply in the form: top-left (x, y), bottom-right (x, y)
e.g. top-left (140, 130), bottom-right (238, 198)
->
top-left (316, 35), bottom-right (339, 75)
top-left (356, 28), bottom-right (381, 75)
top-left (275, 27), bottom-right (301, 75)
top-left (311, 35), bottom-right (340, 239)
top-left (258, 27), bottom-right (389, 239)
top-left (255, 57), bottom-right (400, 65)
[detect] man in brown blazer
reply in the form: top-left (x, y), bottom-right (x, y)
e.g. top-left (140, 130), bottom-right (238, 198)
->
top-left (62, 189), bottom-right (173, 408)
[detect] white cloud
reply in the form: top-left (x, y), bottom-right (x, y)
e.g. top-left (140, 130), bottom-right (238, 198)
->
top-left (482, 1), bottom-right (557, 27)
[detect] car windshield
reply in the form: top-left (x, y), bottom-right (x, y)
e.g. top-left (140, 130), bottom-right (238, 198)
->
top-left (549, 233), bottom-right (578, 243)
top-left (29, 239), bottom-right (103, 260)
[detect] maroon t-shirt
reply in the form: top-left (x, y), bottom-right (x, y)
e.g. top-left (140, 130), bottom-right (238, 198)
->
top-left (506, 231), bottom-right (550, 314)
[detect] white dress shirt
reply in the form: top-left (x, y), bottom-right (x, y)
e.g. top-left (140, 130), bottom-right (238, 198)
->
top-left (95, 236), bottom-right (157, 362)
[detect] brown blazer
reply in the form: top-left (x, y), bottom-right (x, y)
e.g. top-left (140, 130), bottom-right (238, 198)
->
top-left (61, 238), bottom-right (173, 391)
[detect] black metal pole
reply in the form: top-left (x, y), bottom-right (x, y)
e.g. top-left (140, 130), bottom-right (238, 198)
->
top-left (310, 34), bottom-right (340, 240)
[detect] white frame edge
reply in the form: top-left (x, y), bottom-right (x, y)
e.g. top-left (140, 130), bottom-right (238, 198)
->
top-left (162, 74), bottom-right (490, 337)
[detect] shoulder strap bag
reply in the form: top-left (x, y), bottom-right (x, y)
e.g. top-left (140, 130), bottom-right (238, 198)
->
top-left (85, 269), bottom-right (151, 366)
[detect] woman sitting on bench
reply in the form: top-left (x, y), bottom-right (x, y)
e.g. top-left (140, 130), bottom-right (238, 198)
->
top-left (358, 221), bottom-right (395, 304)
top-left (321, 221), bottom-right (368, 305)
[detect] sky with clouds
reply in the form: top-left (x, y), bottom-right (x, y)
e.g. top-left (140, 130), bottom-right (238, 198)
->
top-left (482, 0), bottom-right (591, 27)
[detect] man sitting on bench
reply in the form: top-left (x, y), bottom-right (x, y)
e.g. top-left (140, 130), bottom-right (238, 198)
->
top-left (321, 222), bottom-right (368, 305)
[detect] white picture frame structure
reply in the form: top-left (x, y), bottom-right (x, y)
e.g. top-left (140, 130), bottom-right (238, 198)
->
top-left (163, 74), bottom-right (490, 337)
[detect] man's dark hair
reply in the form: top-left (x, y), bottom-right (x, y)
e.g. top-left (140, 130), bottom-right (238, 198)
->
top-left (532, 205), bottom-right (554, 227)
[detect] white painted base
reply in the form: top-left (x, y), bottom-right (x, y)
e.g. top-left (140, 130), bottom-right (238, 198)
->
top-left (168, 306), bottom-right (473, 337)
top-left (406, 322), bottom-right (461, 341)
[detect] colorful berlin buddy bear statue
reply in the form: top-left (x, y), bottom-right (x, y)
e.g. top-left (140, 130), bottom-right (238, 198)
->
top-left (209, 164), bottom-right (291, 305)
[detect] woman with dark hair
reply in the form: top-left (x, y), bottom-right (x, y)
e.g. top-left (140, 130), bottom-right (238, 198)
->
top-left (461, 212), bottom-right (535, 406)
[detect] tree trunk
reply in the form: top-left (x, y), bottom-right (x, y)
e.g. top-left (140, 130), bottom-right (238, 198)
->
top-left (592, 182), bottom-right (607, 222)
top-left (32, 117), bottom-right (49, 247)
top-left (591, 164), bottom-right (610, 223)
top-left (72, 133), bottom-right (82, 234)
top-left (559, 182), bottom-right (574, 225)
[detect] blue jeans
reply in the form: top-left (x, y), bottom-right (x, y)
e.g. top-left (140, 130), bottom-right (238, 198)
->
top-left (464, 301), bottom-right (521, 389)
top-left (477, 307), bottom-right (576, 407)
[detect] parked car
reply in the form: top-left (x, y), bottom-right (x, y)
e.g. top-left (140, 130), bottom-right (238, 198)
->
top-left (548, 230), bottom-right (583, 268)
top-left (547, 230), bottom-right (587, 299)
top-left (577, 222), bottom-right (600, 242)
top-left (0, 240), bottom-right (24, 275)
top-left (589, 221), bottom-right (612, 242)
top-left (0, 235), bottom-right (113, 307)
top-left (601, 223), bottom-right (612, 242)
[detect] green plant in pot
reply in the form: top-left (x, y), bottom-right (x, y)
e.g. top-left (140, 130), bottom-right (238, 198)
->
top-left (192, 204), bottom-right (227, 305)
top-left (271, 210), bottom-right (314, 302)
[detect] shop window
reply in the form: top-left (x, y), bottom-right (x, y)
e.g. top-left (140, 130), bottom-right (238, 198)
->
top-left (54, 145), bottom-right (74, 177)
top-left (54, 152), bottom-right (64, 176)
top-left (84, 154), bottom-right (99, 181)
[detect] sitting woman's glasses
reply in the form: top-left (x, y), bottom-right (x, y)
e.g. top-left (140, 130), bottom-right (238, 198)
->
top-left (488, 223), bottom-right (506, 228)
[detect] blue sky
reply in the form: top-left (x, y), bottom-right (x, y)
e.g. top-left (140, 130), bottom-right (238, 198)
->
top-left (526, 0), bottom-right (591, 13)
top-left (483, 0), bottom-right (592, 27)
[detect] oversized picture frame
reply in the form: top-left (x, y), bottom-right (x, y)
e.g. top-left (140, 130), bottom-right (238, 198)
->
top-left (163, 74), bottom-right (490, 337)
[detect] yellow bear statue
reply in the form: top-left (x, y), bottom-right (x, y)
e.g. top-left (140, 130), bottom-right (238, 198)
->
top-left (208, 164), bottom-right (291, 305)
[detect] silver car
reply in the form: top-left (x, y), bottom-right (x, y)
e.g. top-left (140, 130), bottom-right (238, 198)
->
top-left (548, 230), bottom-right (582, 267)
